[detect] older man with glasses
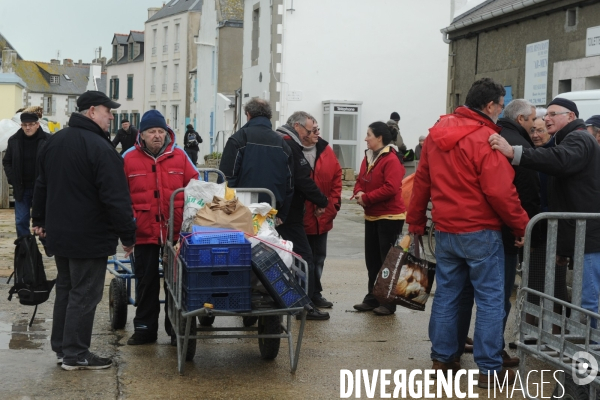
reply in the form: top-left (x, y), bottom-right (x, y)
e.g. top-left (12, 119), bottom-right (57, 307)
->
top-left (2, 110), bottom-right (51, 247)
top-left (490, 97), bottom-right (600, 323)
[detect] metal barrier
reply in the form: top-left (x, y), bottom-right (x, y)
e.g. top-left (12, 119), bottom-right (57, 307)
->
top-left (517, 212), bottom-right (600, 399)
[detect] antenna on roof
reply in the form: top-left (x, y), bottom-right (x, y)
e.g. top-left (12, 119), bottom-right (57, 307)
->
top-left (57, 50), bottom-right (60, 59)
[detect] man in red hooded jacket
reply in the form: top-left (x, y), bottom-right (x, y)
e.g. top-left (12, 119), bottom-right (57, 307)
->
top-left (406, 78), bottom-right (529, 388)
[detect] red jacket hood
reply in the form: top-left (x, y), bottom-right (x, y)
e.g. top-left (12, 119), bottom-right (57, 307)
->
top-left (430, 106), bottom-right (501, 151)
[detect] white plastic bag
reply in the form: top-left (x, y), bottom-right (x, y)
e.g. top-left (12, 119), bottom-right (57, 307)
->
top-left (0, 119), bottom-right (19, 152)
top-left (182, 179), bottom-right (228, 232)
top-left (247, 222), bottom-right (294, 269)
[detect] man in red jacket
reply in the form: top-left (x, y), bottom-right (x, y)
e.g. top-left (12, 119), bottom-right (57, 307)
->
top-left (406, 78), bottom-right (529, 388)
top-left (302, 121), bottom-right (342, 308)
top-left (123, 110), bottom-right (198, 345)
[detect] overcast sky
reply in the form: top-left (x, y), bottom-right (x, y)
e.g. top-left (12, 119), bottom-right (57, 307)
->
top-left (0, 0), bottom-right (164, 62)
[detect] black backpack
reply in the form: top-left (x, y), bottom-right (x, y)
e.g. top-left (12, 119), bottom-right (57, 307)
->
top-left (7, 235), bottom-right (56, 326)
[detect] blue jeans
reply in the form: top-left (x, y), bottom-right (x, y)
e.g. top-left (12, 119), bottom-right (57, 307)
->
top-left (430, 230), bottom-right (505, 375)
top-left (582, 252), bottom-right (600, 327)
top-left (15, 187), bottom-right (33, 238)
top-left (503, 253), bottom-right (519, 348)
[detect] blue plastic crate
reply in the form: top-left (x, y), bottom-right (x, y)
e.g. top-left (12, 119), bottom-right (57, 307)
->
top-left (182, 259), bottom-right (251, 290)
top-left (189, 226), bottom-right (246, 245)
top-left (251, 243), bottom-right (311, 309)
top-left (182, 286), bottom-right (252, 312)
top-left (180, 236), bottom-right (251, 268)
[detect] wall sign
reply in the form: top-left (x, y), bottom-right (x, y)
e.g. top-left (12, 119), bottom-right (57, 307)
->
top-left (524, 40), bottom-right (549, 106)
top-left (334, 106), bottom-right (358, 112)
top-left (586, 26), bottom-right (600, 57)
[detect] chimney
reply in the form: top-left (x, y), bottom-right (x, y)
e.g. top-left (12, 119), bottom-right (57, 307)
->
top-left (148, 7), bottom-right (161, 19)
top-left (78, 59), bottom-right (82, 65)
top-left (63, 58), bottom-right (73, 67)
top-left (50, 59), bottom-right (61, 65)
top-left (1, 48), bottom-right (17, 73)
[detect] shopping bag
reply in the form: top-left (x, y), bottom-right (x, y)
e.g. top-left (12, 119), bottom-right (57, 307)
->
top-left (193, 196), bottom-right (254, 234)
top-left (373, 234), bottom-right (435, 311)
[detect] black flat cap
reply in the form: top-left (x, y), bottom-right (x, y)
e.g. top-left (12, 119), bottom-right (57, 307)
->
top-left (585, 115), bottom-right (600, 128)
top-left (20, 112), bottom-right (38, 123)
top-left (390, 111), bottom-right (400, 122)
top-left (547, 97), bottom-right (579, 118)
top-left (77, 91), bottom-right (120, 112)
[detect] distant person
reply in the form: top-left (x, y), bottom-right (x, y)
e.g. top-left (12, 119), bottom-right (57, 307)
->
top-left (414, 136), bottom-right (426, 160)
top-left (585, 115), bottom-right (600, 145)
top-left (112, 118), bottom-right (138, 155)
top-left (2, 111), bottom-right (51, 249)
top-left (386, 119), bottom-right (407, 154)
top-left (530, 110), bottom-right (552, 148)
top-left (32, 90), bottom-right (136, 371)
top-left (353, 122), bottom-right (406, 316)
top-left (123, 110), bottom-right (198, 345)
top-left (390, 111), bottom-right (400, 122)
top-left (302, 120), bottom-right (342, 309)
top-left (183, 124), bottom-right (202, 166)
top-left (220, 98), bottom-right (294, 220)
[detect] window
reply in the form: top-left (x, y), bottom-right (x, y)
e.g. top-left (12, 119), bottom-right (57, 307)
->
top-left (251, 5), bottom-right (260, 66)
top-left (172, 105), bottom-right (179, 129)
top-left (152, 29), bottom-right (157, 55)
top-left (111, 113), bottom-right (118, 133)
top-left (175, 23), bottom-right (180, 51)
top-left (163, 26), bottom-right (168, 53)
top-left (567, 8), bottom-right (576, 27)
top-left (43, 96), bottom-right (54, 115)
top-left (130, 112), bottom-right (140, 127)
top-left (67, 96), bottom-right (76, 114)
top-left (64, 74), bottom-right (71, 81)
top-left (50, 75), bottom-right (60, 84)
top-left (162, 65), bottom-right (168, 92)
top-left (127, 75), bottom-right (133, 99)
top-left (559, 79), bottom-right (572, 94)
top-left (174, 64), bottom-right (179, 92)
top-left (109, 77), bottom-right (120, 99)
top-left (151, 67), bottom-right (156, 93)
top-left (129, 43), bottom-right (134, 60)
top-left (113, 45), bottom-right (118, 61)
top-left (162, 105), bottom-right (167, 121)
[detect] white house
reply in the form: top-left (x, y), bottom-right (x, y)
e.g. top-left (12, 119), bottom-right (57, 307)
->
top-left (144, 0), bottom-right (201, 147)
top-left (195, 0), bottom-right (243, 157)
top-left (242, 0), bottom-right (451, 172)
top-left (106, 31), bottom-right (146, 136)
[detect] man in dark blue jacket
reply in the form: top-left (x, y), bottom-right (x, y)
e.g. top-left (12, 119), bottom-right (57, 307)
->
top-left (32, 91), bottom-right (136, 371)
top-left (219, 98), bottom-right (293, 221)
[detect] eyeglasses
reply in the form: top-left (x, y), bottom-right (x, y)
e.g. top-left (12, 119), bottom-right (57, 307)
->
top-left (299, 124), bottom-right (314, 134)
top-left (312, 127), bottom-right (320, 134)
top-left (496, 102), bottom-right (505, 110)
top-left (544, 111), bottom-right (570, 118)
top-left (532, 128), bottom-right (547, 135)
top-left (21, 123), bottom-right (38, 128)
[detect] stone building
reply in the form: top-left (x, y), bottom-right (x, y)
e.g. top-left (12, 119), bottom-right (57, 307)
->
top-left (443, 0), bottom-right (600, 112)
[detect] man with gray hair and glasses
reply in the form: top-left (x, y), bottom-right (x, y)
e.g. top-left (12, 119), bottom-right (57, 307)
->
top-left (490, 97), bottom-right (600, 325)
top-left (276, 111), bottom-right (331, 320)
top-left (495, 98), bottom-right (541, 367)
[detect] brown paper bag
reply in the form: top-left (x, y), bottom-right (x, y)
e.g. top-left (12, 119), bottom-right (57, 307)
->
top-left (193, 196), bottom-right (254, 234)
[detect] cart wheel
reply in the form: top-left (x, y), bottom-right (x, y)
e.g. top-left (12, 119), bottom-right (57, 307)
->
top-left (552, 375), bottom-right (589, 399)
top-left (182, 317), bottom-right (197, 362)
top-left (109, 278), bottom-right (128, 330)
top-left (258, 315), bottom-right (281, 360)
top-left (243, 316), bottom-right (258, 327)
top-left (199, 316), bottom-right (215, 326)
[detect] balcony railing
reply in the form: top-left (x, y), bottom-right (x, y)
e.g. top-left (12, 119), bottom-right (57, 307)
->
top-left (173, 83), bottom-right (179, 92)
top-left (152, 47), bottom-right (156, 55)
top-left (162, 84), bottom-right (167, 93)
top-left (163, 45), bottom-right (168, 53)
top-left (174, 42), bottom-right (180, 52)
top-left (151, 85), bottom-right (155, 93)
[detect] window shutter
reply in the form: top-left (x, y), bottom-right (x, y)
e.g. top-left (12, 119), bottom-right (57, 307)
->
top-left (127, 76), bottom-right (133, 99)
top-left (115, 78), bottom-right (119, 99)
top-left (109, 79), bottom-right (113, 99)
top-left (43, 97), bottom-right (48, 113)
top-left (51, 97), bottom-right (56, 115)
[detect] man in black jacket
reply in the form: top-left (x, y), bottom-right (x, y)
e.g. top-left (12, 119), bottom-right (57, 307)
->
top-left (496, 99), bottom-right (540, 367)
top-left (2, 111), bottom-right (51, 243)
top-left (277, 111), bottom-right (330, 320)
top-left (183, 124), bottom-right (202, 165)
top-left (491, 97), bottom-right (600, 321)
top-left (220, 98), bottom-right (293, 221)
top-left (32, 91), bottom-right (136, 371)
top-left (112, 118), bottom-right (138, 155)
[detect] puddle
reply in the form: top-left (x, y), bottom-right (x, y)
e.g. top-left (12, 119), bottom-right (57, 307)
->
top-left (0, 318), bottom-right (50, 350)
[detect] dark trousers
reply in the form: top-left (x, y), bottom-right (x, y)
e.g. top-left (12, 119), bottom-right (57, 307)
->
top-left (51, 256), bottom-right (106, 363)
top-left (185, 149), bottom-right (199, 166)
top-left (133, 244), bottom-right (161, 336)
top-left (307, 232), bottom-right (328, 295)
top-left (277, 222), bottom-right (316, 300)
top-left (363, 219), bottom-right (404, 311)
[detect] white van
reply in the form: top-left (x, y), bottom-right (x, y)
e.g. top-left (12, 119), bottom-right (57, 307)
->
top-left (552, 90), bottom-right (600, 121)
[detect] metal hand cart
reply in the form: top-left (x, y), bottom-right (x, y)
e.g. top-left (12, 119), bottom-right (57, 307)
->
top-left (164, 183), bottom-right (310, 375)
top-left (516, 212), bottom-right (600, 399)
top-left (106, 168), bottom-right (236, 330)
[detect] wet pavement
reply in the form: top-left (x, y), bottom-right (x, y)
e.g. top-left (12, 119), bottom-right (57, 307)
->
top-left (0, 191), bottom-right (557, 399)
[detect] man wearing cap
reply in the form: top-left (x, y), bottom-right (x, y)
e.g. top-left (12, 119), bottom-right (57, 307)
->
top-left (390, 111), bottom-right (400, 122)
top-left (112, 118), bottom-right (138, 155)
top-left (32, 90), bottom-right (137, 371)
top-left (490, 97), bottom-right (600, 319)
top-left (585, 115), bottom-right (600, 144)
top-left (123, 110), bottom-right (198, 345)
top-left (414, 135), bottom-right (426, 160)
top-left (2, 111), bottom-right (51, 245)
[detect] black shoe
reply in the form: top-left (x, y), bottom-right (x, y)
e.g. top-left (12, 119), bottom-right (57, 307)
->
top-left (43, 246), bottom-right (54, 257)
top-left (312, 294), bottom-right (333, 308)
top-left (61, 353), bottom-right (112, 370)
top-left (127, 332), bottom-right (157, 345)
top-left (297, 307), bottom-right (330, 321)
top-left (353, 302), bottom-right (377, 312)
